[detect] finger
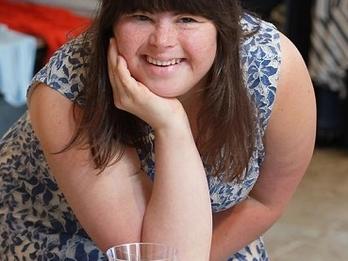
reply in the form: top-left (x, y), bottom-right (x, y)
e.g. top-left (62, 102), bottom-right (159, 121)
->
top-left (116, 55), bottom-right (138, 92)
top-left (107, 38), bottom-right (118, 88)
top-left (107, 38), bottom-right (128, 107)
top-left (107, 38), bottom-right (130, 94)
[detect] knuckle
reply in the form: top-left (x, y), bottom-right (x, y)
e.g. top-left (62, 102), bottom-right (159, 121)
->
top-left (114, 98), bottom-right (123, 109)
top-left (114, 98), bottom-right (124, 110)
top-left (114, 96), bottom-right (129, 110)
top-left (118, 75), bottom-right (129, 87)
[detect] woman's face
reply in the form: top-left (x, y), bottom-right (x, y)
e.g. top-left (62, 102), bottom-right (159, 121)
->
top-left (113, 11), bottom-right (217, 98)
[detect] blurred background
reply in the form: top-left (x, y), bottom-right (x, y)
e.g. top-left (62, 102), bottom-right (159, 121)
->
top-left (0, 0), bottom-right (347, 260)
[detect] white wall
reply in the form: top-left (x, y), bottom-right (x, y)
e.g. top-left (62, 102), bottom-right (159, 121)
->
top-left (27, 0), bottom-right (99, 17)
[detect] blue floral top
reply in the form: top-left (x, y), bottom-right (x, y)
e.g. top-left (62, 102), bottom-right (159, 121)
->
top-left (0, 14), bottom-right (280, 261)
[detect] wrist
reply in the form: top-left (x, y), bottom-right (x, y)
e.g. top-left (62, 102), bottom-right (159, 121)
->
top-left (154, 115), bottom-right (194, 142)
top-left (152, 105), bottom-right (191, 135)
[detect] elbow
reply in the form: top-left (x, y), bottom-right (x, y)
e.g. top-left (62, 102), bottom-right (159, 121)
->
top-left (264, 202), bottom-right (288, 226)
top-left (249, 196), bottom-right (286, 224)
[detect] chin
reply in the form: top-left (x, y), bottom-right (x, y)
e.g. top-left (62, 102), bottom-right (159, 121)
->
top-left (148, 87), bottom-right (179, 98)
top-left (144, 81), bottom-right (183, 98)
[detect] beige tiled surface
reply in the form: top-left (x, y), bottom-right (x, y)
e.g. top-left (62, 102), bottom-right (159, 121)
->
top-left (264, 148), bottom-right (348, 261)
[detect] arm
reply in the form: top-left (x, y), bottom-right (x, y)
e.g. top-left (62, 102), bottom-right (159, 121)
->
top-left (209, 32), bottom-right (316, 260)
top-left (142, 118), bottom-right (212, 260)
top-left (108, 39), bottom-right (212, 260)
top-left (29, 85), bottom-right (152, 252)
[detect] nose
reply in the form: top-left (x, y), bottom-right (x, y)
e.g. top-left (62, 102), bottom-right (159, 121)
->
top-left (149, 23), bottom-right (177, 49)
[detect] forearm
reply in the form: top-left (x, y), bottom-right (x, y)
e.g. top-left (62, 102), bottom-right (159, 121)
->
top-left (142, 125), bottom-right (212, 260)
top-left (210, 197), bottom-right (281, 261)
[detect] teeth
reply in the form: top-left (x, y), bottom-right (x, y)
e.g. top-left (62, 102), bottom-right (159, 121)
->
top-left (146, 56), bottom-right (181, 67)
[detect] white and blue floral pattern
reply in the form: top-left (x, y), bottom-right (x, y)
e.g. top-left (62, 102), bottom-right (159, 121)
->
top-left (0, 14), bottom-right (280, 260)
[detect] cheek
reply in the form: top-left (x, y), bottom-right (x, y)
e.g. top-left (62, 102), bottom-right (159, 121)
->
top-left (187, 36), bottom-right (217, 71)
top-left (114, 34), bottom-right (144, 80)
top-left (115, 36), bottom-right (144, 79)
top-left (204, 33), bottom-right (217, 60)
top-left (115, 35), bottom-right (135, 58)
top-left (203, 40), bottom-right (217, 64)
top-left (185, 28), bottom-right (216, 58)
top-left (114, 24), bottom-right (142, 59)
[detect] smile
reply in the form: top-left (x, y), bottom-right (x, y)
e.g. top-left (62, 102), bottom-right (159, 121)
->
top-left (146, 56), bottom-right (183, 67)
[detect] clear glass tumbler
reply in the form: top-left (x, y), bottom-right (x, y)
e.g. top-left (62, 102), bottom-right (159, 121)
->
top-left (106, 242), bottom-right (177, 261)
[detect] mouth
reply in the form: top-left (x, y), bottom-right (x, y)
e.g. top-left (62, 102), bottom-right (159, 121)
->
top-left (145, 56), bottom-right (183, 67)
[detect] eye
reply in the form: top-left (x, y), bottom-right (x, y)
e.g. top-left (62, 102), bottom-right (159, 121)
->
top-left (131, 14), bottom-right (151, 22)
top-left (178, 17), bottom-right (198, 23)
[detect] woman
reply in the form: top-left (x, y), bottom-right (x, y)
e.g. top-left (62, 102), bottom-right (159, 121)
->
top-left (0, 0), bottom-right (316, 260)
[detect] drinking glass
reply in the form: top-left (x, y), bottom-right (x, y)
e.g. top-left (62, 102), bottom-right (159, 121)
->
top-left (106, 242), bottom-right (177, 261)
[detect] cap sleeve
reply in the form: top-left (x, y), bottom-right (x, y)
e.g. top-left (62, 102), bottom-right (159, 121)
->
top-left (27, 35), bottom-right (90, 106)
top-left (240, 14), bottom-right (281, 136)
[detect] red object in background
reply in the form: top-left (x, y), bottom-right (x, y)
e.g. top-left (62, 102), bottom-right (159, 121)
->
top-left (0, 0), bottom-right (91, 60)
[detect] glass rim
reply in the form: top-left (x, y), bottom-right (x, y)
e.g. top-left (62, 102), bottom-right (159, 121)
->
top-left (108, 242), bottom-right (176, 249)
top-left (106, 242), bottom-right (177, 260)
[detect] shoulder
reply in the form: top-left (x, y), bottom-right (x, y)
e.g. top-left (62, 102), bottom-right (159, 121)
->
top-left (27, 34), bottom-right (91, 105)
top-left (277, 32), bottom-right (307, 90)
top-left (271, 30), bottom-right (317, 136)
top-left (276, 31), bottom-right (313, 108)
top-left (266, 31), bottom-right (316, 154)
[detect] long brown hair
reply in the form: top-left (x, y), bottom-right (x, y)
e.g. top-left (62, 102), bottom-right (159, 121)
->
top-left (72, 0), bottom-right (256, 182)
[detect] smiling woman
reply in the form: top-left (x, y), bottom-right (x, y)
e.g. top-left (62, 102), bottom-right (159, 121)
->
top-left (0, 0), bottom-right (316, 260)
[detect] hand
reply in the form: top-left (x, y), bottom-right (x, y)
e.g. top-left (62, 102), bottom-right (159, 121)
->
top-left (107, 38), bottom-right (189, 131)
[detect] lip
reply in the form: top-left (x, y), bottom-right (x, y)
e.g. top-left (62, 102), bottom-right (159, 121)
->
top-left (142, 55), bottom-right (185, 76)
